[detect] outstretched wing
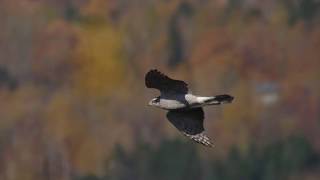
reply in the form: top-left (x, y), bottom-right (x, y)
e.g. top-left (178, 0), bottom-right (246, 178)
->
top-left (145, 69), bottom-right (188, 94)
top-left (166, 108), bottom-right (213, 147)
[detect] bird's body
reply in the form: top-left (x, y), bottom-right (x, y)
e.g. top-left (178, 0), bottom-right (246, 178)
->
top-left (145, 69), bottom-right (234, 147)
top-left (154, 94), bottom-right (229, 110)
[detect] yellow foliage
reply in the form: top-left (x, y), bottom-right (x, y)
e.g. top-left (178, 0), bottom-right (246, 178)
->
top-left (44, 93), bottom-right (84, 143)
top-left (72, 23), bottom-right (124, 98)
top-left (44, 92), bottom-right (108, 174)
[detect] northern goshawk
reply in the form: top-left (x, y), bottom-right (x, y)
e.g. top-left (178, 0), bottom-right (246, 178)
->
top-left (145, 69), bottom-right (234, 147)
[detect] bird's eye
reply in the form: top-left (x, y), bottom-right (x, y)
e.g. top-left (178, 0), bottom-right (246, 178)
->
top-left (153, 97), bottom-right (160, 103)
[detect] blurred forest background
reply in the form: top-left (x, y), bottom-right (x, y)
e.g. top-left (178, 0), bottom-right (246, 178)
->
top-left (0, 0), bottom-right (320, 180)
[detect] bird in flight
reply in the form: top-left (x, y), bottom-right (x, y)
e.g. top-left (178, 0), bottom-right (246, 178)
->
top-left (145, 69), bottom-right (234, 147)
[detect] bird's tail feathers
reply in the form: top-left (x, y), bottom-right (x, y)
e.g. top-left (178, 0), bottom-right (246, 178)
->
top-left (204, 94), bottom-right (234, 105)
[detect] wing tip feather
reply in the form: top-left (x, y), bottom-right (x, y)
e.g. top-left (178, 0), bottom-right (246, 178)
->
top-left (183, 132), bottom-right (214, 147)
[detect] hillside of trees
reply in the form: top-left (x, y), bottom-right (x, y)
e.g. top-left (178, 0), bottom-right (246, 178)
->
top-left (0, 0), bottom-right (319, 179)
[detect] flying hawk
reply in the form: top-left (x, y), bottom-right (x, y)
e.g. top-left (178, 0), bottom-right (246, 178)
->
top-left (145, 69), bottom-right (234, 147)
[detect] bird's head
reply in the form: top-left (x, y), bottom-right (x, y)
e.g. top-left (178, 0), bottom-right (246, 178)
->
top-left (148, 96), bottom-right (161, 107)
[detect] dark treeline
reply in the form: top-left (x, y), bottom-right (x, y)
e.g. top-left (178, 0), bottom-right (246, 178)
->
top-left (77, 136), bottom-right (319, 180)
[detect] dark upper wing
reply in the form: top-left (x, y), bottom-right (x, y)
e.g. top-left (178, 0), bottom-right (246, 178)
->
top-left (145, 69), bottom-right (188, 94)
top-left (166, 108), bottom-right (212, 147)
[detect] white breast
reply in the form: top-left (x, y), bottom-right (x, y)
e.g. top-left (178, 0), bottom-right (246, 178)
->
top-left (159, 98), bottom-right (186, 110)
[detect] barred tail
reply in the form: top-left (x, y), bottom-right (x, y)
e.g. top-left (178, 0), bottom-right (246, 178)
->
top-left (204, 94), bottom-right (234, 105)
